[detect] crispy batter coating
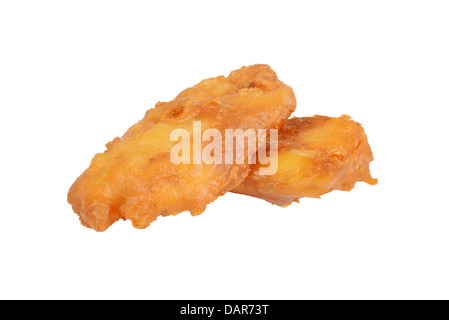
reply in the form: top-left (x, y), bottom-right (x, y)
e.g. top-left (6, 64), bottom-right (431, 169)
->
top-left (232, 115), bottom-right (377, 206)
top-left (68, 64), bottom-right (296, 231)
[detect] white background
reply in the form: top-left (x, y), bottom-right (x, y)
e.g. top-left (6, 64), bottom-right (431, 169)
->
top-left (1, 1), bottom-right (448, 300)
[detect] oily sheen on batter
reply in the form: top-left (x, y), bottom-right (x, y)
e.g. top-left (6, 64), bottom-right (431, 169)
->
top-left (68, 65), bottom-right (296, 231)
top-left (232, 115), bottom-right (377, 206)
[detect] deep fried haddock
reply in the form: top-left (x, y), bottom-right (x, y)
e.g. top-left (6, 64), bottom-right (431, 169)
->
top-left (232, 115), bottom-right (377, 206)
top-left (68, 64), bottom-right (296, 231)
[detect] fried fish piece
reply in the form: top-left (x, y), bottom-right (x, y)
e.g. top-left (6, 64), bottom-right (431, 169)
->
top-left (232, 115), bottom-right (377, 206)
top-left (68, 64), bottom-right (296, 231)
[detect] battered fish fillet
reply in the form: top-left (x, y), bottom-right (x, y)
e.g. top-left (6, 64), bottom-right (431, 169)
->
top-left (232, 115), bottom-right (377, 206)
top-left (68, 64), bottom-right (296, 231)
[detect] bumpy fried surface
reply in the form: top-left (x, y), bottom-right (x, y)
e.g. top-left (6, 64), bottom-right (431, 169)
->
top-left (68, 64), bottom-right (296, 231)
top-left (232, 115), bottom-right (377, 206)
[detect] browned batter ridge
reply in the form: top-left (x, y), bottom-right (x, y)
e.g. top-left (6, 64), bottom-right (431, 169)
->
top-left (68, 65), bottom-right (296, 231)
top-left (232, 115), bottom-right (377, 206)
